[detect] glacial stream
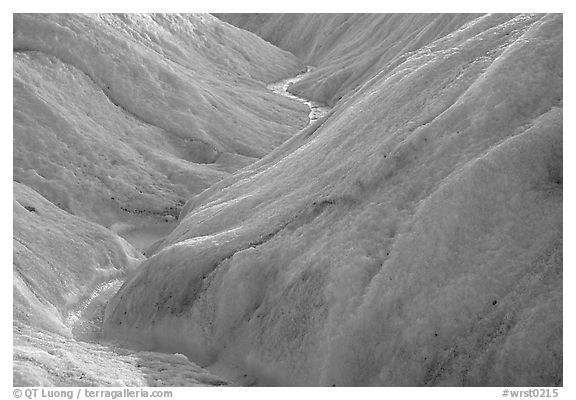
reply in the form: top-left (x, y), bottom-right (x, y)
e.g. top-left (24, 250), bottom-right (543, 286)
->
top-left (52, 66), bottom-right (330, 386)
top-left (114, 67), bottom-right (328, 256)
top-left (267, 66), bottom-right (331, 124)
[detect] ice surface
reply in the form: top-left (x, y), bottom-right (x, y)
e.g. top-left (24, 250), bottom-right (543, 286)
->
top-left (14, 181), bottom-right (142, 334)
top-left (13, 182), bottom-right (230, 386)
top-left (13, 13), bottom-right (318, 386)
top-left (104, 14), bottom-right (562, 386)
top-left (216, 13), bottom-right (483, 106)
top-left (13, 11), bottom-right (562, 387)
top-left (14, 13), bottom-right (309, 229)
top-left (14, 324), bottom-right (230, 386)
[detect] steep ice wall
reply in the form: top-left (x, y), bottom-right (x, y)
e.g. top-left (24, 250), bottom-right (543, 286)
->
top-left (104, 13), bottom-right (562, 386)
top-left (215, 13), bottom-right (483, 106)
top-left (14, 13), bottom-right (308, 228)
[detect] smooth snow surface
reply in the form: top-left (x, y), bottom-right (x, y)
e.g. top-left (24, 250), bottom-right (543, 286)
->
top-left (104, 13), bottom-right (562, 386)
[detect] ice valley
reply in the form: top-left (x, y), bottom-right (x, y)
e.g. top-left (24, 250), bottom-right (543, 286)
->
top-left (13, 13), bottom-right (562, 386)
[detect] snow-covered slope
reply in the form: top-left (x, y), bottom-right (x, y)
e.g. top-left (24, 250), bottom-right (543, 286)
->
top-left (215, 13), bottom-right (482, 106)
top-left (104, 13), bottom-right (562, 386)
top-left (14, 13), bottom-right (308, 229)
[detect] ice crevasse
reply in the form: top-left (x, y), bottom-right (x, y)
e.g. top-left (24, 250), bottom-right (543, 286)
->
top-left (103, 14), bottom-right (562, 386)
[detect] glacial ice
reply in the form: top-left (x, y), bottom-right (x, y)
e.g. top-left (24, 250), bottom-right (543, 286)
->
top-left (13, 181), bottom-right (232, 386)
top-left (216, 13), bottom-right (484, 106)
top-left (13, 13), bottom-right (318, 386)
top-left (13, 13), bottom-right (308, 229)
top-left (103, 13), bottom-right (562, 386)
top-left (13, 12), bottom-right (562, 387)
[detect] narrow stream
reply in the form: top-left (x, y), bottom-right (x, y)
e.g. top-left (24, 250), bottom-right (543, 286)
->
top-left (114, 67), bottom-right (329, 257)
top-left (53, 66), bottom-right (332, 386)
top-left (267, 66), bottom-right (331, 124)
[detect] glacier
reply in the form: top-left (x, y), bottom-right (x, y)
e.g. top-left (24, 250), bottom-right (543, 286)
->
top-left (103, 14), bottom-right (562, 386)
top-left (14, 13), bottom-right (308, 229)
top-left (13, 12), bottom-right (311, 386)
top-left (13, 13), bottom-right (562, 387)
